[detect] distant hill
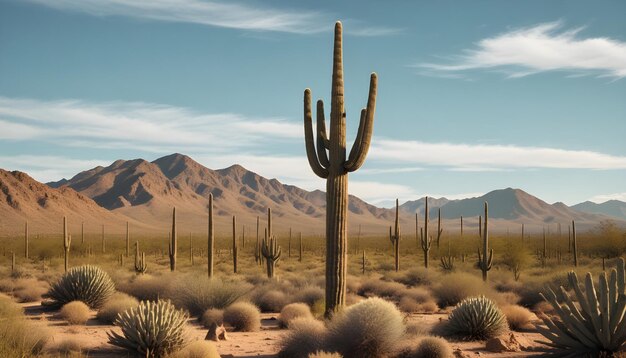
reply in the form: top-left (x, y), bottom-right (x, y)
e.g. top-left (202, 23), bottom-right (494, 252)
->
top-left (571, 200), bottom-right (626, 221)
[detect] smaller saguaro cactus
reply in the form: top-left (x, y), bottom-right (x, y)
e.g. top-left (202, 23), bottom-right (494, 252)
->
top-left (436, 208), bottom-right (443, 249)
top-left (232, 215), bottom-right (238, 274)
top-left (440, 239), bottom-right (455, 271)
top-left (11, 251), bottom-right (16, 272)
top-left (208, 193), bottom-right (214, 278)
top-left (63, 216), bottom-right (72, 272)
top-left (477, 202), bottom-right (493, 282)
top-left (125, 222), bottom-right (130, 257)
top-left (420, 197), bottom-right (432, 268)
top-left (262, 230), bottom-right (281, 279)
top-left (134, 242), bottom-right (147, 274)
top-left (298, 232), bottom-right (303, 262)
top-left (24, 220), bottom-right (29, 259)
top-left (572, 220), bottom-right (578, 267)
top-left (169, 207), bottom-right (177, 271)
top-left (362, 250), bottom-right (366, 274)
top-left (101, 224), bottom-right (106, 254)
top-left (189, 233), bottom-right (194, 266)
top-left (389, 198), bottom-right (401, 272)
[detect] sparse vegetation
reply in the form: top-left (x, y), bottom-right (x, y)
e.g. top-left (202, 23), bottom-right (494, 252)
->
top-left (223, 302), bottom-right (260, 332)
top-left (279, 303), bottom-right (313, 328)
top-left (59, 300), bottom-right (91, 325)
top-left (279, 317), bottom-right (327, 358)
top-left (97, 292), bottom-right (139, 324)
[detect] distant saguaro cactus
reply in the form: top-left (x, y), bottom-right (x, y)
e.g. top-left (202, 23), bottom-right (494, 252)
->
top-left (24, 220), bottom-right (29, 259)
top-left (477, 202), bottom-right (493, 282)
top-left (232, 215), bottom-right (238, 274)
top-left (208, 193), bottom-right (214, 278)
top-left (389, 199), bottom-right (400, 272)
top-left (169, 207), bottom-right (177, 271)
top-left (572, 220), bottom-right (578, 267)
top-left (63, 216), bottom-right (71, 272)
top-left (436, 208), bottom-right (443, 249)
top-left (298, 232), bottom-right (303, 262)
top-left (420, 197), bottom-right (432, 268)
top-left (125, 222), bottom-right (130, 257)
top-left (261, 208), bottom-right (281, 278)
top-left (134, 241), bottom-right (147, 274)
top-left (303, 21), bottom-right (377, 317)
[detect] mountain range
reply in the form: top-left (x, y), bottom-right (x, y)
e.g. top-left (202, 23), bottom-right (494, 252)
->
top-left (0, 153), bottom-right (623, 237)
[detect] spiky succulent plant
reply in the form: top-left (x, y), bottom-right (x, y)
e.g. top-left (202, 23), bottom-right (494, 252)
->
top-left (444, 295), bottom-right (507, 340)
top-left (107, 299), bottom-right (188, 357)
top-left (43, 265), bottom-right (115, 309)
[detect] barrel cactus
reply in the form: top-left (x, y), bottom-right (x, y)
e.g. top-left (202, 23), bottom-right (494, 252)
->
top-left (444, 296), bottom-right (507, 340)
top-left (536, 258), bottom-right (626, 355)
top-left (107, 299), bottom-right (188, 357)
top-left (43, 265), bottom-right (115, 309)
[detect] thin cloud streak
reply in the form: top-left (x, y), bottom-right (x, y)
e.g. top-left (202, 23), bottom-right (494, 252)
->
top-left (588, 193), bottom-right (626, 203)
top-left (370, 139), bottom-right (626, 170)
top-left (418, 21), bottom-right (626, 79)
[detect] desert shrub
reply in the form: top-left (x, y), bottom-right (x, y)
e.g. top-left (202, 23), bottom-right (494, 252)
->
top-left (97, 292), bottom-right (139, 325)
top-left (56, 338), bottom-right (83, 354)
top-left (117, 274), bottom-right (174, 302)
top-left (326, 297), bottom-right (405, 357)
top-left (279, 303), bottom-right (313, 328)
top-left (279, 317), bottom-right (327, 358)
top-left (0, 278), bottom-right (14, 293)
top-left (501, 304), bottom-right (533, 331)
top-left (0, 294), bottom-right (49, 356)
top-left (294, 286), bottom-right (324, 306)
top-left (108, 299), bottom-right (188, 357)
top-left (308, 352), bottom-right (342, 358)
top-left (12, 278), bottom-right (49, 302)
top-left (431, 272), bottom-right (487, 308)
top-left (443, 296), bottom-right (507, 340)
top-left (398, 297), bottom-right (438, 314)
top-left (387, 267), bottom-right (433, 287)
top-left (400, 336), bottom-right (453, 358)
top-left (357, 279), bottom-right (406, 298)
top-left (256, 289), bottom-right (289, 312)
top-left (168, 340), bottom-right (220, 358)
top-left (406, 322), bottom-right (430, 337)
top-left (169, 276), bottom-right (251, 317)
top-left (200, 308), bottom-right (223, 328)
top-left (43, 265), bottom-right (115, 309)
top-left (60, 301), bottom-right (91, 325)
top-left (223, 302), bottom-right (260, 332)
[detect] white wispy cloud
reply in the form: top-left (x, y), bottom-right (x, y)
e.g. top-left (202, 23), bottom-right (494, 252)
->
top-left (419, 21), bottom-right (626, 79)
top-left (22, 0), bottom-right (400, 36)
top-left (0, 155), bottom-right (109, 183)
top-left (370, 139), bottom-right (626, 170)
top-left (0, 96), bottom-right (301, 153)
top-left (589, 193), bottom-right (626, 203)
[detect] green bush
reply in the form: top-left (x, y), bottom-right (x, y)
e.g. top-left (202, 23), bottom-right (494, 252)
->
top-left (443, 296), bottom-right (507, 340)
top-left (43, 265), bottom-right (115, 309)
top-left (107, 299), bottom-right (188, 357)
top-left (326, 297), bottom-right (405, 357)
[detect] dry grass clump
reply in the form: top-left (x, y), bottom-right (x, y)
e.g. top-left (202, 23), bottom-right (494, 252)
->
top-left (308, 352), bottom-right (342, 358)
top-left (200, 308), bottom-right (224, 328)
top-left (279, 303), bottom-right (313, 328)
top-left (60, 301), bottom-right (91, 325)
top-left (169, 276), bottom-right (251, 316)
top-left (406, 322), bottom-right (431, 337)
top-left (431, 272), bottom-right (488, 308)
top-left (97, 292), bottom-right (139, 325)
top-left (386, 267), bottom-right (434, 287)
top-left (56, 338), bottom-right (83, 354)
top-left (255, 289), bottom-right (290, 313)
top-left (279, 317), bottom-right (327, 358)
top-left (117, 273), bottom-right (175, 301)
top-left (223, 302), bottom-right (260, 332)
top-left (398, 336), bottom-right (453, 358)
top-left (0, 293), bottom-right (49, 357)
top-left (399, 297), bottom-right (438, 314)
top-left (326, 297), bottom-right (405, 357)
top-left (293, 286), bottom-right (324, 306)
top-left (357, 279), bottom-right (406, 298)
top-left (501, 304), bottom-right (534, 331)
top-left (167, 340), bottom-right (220, 358)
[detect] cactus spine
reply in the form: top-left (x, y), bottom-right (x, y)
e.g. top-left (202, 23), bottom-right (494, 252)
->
top-left (389, 198), bottom-right (400, 272)
top-left (168, 207), bottom-right (177, 271)
top-left (125, 221), bottom-right (130, 257)
top-left (63, 216), bottom-right (71, 272)
top-left (232, 215), bottom-right (238, 274)
top-left (24, 220), bottom-right (28, 259)
top-left (477, 202), bottom-right (493, 282)
top-left (303, 22), bottom-right (377, 317)
top-left (420, 197), bottom-right (432, 268)
top-left (572, 220), bottom-right (578, 267)
top-left (208, 193), bottom-right (214, 278)
top-left (134, 241), bottom-right (147, 274)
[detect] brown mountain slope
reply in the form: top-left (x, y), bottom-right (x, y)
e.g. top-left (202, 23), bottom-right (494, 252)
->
top-left (0, 169), bottom-right (141, 236)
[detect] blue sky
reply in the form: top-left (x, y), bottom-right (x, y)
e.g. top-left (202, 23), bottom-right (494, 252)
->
top-left (0, 0), bottom-right (625, 207)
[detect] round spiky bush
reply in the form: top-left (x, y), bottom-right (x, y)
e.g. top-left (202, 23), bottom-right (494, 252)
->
top-left (279, 303), bottom-right (313, 328)
top-left (404, 336), bottom-right (453, 358)
top-left (223, 302), bottom-right (260, 332)
top-left (443, 296), bottom-right (507, 340)
top-left (326, 297), bottom-right (405, 357)
top-left (107, 299), bottom-right (188, 357)
top-left (279, 317), bottom-right (327, 358)
top-left (43, 265), bottom-right (115, 309)
top-left (59, 301), bottom-right (91, 325)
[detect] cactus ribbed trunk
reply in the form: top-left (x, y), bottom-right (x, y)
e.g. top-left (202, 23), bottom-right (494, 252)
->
top-left (303, 22), bottom-right (377, 318)
top-left (390, 198), bottom-right (400, 272)
top-left (572, 220), bottom-right (578, 267)
top-left (477, 202), bottom-right (492, 282)
top-left (421, 197), bottom-right (431, 269)
top-left (63, 216), bottom-right (71, 272)
top-left (208, 194), bottom-right (214, 278)
top-left (169, 207), bottom-right (177, 271)
top-left (232, 215), bottom-right (238, 274)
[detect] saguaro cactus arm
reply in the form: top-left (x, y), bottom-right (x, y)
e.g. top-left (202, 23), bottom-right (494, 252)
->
top-left (304, 90), bottom-right (329, 179)
top-left (345, 73), bottom-right (377, 172)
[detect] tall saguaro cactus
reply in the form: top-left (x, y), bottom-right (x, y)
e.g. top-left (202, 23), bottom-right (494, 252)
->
top-left (207, 194), bottom-right (214, 277)
top-left (477, 202), bottom-right (493, 282)
top-left (63, 216), bottom-right (71, 272)
top-left (303, 21), bottom-right (377, 317)
top-left (169, 207), bottom-right (177, 271)
top-left (389, 199), bottom-right (400, 272)
top-left (420, 197), bottom-right (432, 268)
top-left (262, 230), bottom-right (281, 279)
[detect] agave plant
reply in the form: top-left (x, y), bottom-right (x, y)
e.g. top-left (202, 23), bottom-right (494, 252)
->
top-left (108, 299), bottom-right (188, 357)
top-left (537, 257), bottom-right (626, 354)
top-left (444, 295), bottom-right (507, 340)
top-left (43, 265), bottom-right (115, 309)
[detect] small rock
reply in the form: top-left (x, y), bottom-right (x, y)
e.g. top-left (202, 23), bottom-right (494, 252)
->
top-left (485, 334), bottom-right (521, 353)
